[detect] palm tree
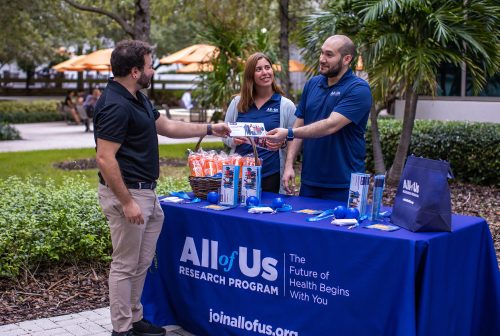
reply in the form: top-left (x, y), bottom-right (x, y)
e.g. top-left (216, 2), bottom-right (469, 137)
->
top-left (301, 0), bottom-right (500, 185)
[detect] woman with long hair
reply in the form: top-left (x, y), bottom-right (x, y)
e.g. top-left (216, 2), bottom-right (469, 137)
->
top-left (223, 52), bottom-right (296, 193)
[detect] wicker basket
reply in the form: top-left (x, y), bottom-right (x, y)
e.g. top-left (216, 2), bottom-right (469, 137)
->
top-left (189, 135), bottom-right (260, 199)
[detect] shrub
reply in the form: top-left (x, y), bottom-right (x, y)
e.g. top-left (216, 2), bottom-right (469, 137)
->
top-left (0, 176), bottom-right (109, 278)
top-left (0, 175), bottom-right (192, 278)
top-left (0, 100), bottom-right (62, 123)
top-left (156, 176), bottom-right (191, 196)
top-left (0, 123), bottom-right (21, 140)
top-left (365, 119), bottom-right (500, 186)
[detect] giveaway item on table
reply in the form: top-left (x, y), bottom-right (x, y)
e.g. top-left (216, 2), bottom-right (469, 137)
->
top-left (348, 172), bottom-right (370, 218)
top-left (345, 207), bottom-right (360, 219)
top-left (331, 218), bottom-right (358, 226)
top-left (306, 209), bottom-right (335, 222)
top-left (293, 209), bottom-right (324, 215)
top-left (201, 204), bottom-right (234, 211)
top-left (207, 191), bottom-right (219, 204)
top-left (333, 205), bottom-right (347, 219)
top-left (241, 165), bottom-right (262, 205)
top-left (271, 197), bottom-right (284, 209)
top-left (228, 122), bottom-right (267, 137)
top-left (391, 155), bottom-right (453, 232)
top-left (248, 206), bottom-right (275, 214)
top-left (364, 224), bottom-right (401, 232)
top-left (370, 175), bottom-right (385, 220)
top-left (220, 164), bottom-right (240, 206)
top-left (245, 196), bottom-right (260, 207)
top-left (159, 196), bottom-right (185, 203)
top-left (187, 138), bottom-right (231, 200)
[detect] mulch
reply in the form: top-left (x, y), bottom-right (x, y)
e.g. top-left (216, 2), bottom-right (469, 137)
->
top-left (0, 181), bottom-right (498, 326)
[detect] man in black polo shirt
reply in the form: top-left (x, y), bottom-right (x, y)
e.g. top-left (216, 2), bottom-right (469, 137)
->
top-left (94, 40), bottom-right (230, 336)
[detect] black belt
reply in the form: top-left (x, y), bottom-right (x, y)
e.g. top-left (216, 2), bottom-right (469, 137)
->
top-left (99, 177), bottom-right (157, 190)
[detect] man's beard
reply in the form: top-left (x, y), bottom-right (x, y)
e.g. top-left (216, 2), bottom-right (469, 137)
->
top-left (137, 72), bottom-right (151, 89)
top-left (320, 58), bottom-right (342, 78)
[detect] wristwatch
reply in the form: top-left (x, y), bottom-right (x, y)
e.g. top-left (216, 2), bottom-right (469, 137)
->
top-left (287, 127), bottom-right (294, 141)
top-left (206, 124), bottom-right (213, 136)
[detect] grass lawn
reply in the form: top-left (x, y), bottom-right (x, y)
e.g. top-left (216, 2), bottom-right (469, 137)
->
top-left (0, 142), bottom-right (224, 183)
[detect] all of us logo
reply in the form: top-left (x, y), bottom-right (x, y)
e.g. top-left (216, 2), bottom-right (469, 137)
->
top-left (180, 237), bottom-right (278, 281)
top-left (403, 179), bottom-right (420, 194)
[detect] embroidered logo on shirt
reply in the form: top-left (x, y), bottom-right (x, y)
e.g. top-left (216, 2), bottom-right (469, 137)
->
top-left (266, 107), bottom-right (279, 112)
top-left (330, 91), bottom-right (341, 96)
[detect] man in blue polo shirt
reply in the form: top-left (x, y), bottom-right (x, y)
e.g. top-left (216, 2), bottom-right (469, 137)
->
top-left (94, 40), bottom-right (229, 336)
top-left (266, 35), bottom-right (372, 201)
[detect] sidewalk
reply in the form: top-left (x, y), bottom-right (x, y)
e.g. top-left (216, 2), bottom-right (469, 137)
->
top-left (0, 121), bottom-right (220, 153)
top-left (0, 308), bottom-right (194, 336)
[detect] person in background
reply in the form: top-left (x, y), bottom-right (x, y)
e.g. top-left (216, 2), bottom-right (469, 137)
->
top-left (266, 35), bottom-right (372, 201)
top-left (83, 87), bottom-right (101, 119)
top-left (63, 90), bottom-right (81, 124)
top-left (223, 52), bottom-right (296, 193)
top-left (94, 40), bottom-right (230, 336)
top-left (75, 92), bottom-right (90, 132)
top-left (181, 90), bottom-right (193, 109)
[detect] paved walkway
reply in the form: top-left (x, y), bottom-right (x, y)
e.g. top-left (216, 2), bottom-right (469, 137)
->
top-left (0, 308), bottom-right (194, 336)
top-left (0, 121), bottom-right (219, 153)
top-left (0, 121), bottom-right (212, 334)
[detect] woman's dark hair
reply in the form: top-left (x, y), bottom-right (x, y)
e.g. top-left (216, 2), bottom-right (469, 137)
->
top-left (111, 40), bottom-right (153, 77)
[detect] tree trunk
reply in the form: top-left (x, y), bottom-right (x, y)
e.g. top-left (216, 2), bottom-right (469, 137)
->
top-left (25, 69), bottom-right (33, 91)
top-left (279, 0), bottom-right (290, 97)
top-left (387, 85), bottom-right (418, 186)
top-left (77, 45), bottom-right (84, 92)
top-left (370, 103), bottom-right (386, 174)
top-left (134, 0), bottom-right (151, 43)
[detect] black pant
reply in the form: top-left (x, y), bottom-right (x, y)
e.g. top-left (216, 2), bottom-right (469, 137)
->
top-left (261, 172), bottom-right (280, 193)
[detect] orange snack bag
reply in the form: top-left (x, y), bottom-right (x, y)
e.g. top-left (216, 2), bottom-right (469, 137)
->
top-left (203, 156), bottom-right (217, 176)
top-left (188, 151), bottom-right (205, 177)
top-left (215, 153), bottom-right (230, 174)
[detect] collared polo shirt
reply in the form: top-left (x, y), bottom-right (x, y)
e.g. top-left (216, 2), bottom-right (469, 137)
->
top-left (94, 79), bottom-right (160, 184)
top-left (296, 69), bottom-right (372, 188)
top-left (235, 93), bottom-right (281, 178)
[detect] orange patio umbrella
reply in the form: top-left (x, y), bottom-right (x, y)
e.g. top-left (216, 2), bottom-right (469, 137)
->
top-left (176, 62), bottom-right (214, 73)
top-left (159, 44), bottom-right (218, 65)
top-left (52, 55), bottom-right (87, 72)
top-left (177, 59), bottom-right (308, 74)
top-left (71, 48), bottom-right (113, 70)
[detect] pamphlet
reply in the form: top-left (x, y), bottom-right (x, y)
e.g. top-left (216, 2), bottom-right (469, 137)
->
top-left (229, 122), bottom-right (267, 137)
top-left (241, 165), bottom-right (262, 205)
top-left (220, 164), bottom-right (240, 206)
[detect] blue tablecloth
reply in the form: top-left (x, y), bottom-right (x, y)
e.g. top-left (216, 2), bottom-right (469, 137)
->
top-left (142, 193), bottom-right (500, 336)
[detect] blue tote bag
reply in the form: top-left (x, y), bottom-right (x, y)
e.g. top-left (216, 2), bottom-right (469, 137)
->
top-left (391, 156), bottom-right (452, 232)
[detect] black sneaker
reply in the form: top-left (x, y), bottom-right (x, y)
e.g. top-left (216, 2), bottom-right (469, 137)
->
top-left (132, 319), bottom-right (166, 336)
top-left (111, 330), bottom-right (136, 336)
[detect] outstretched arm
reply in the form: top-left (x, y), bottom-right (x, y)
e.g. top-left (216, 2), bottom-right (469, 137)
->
top-left (266, 112), bottom-right (351, 142)
top-left (155, 115), bottom-right (230, 138)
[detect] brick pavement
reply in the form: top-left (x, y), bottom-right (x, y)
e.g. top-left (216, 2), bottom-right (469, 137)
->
top-left (0, 308), bottom-right (195, 336)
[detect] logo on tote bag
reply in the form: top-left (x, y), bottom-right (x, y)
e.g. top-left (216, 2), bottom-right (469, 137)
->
top-left (402, 179), bottom-right (420, 197)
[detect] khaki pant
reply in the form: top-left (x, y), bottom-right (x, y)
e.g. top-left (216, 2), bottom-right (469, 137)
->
top-left (98, 184), bottom-right (165, 332)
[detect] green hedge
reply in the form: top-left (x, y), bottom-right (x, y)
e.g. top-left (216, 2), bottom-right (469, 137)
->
top-left (0, 100), bottom-right (62, 123)
top-left (0, 123), bottom-right (21, 140)
top-left (0, 175), bottom-right (191, 278)
top-left (365, 119), bottom-right (500, 186)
